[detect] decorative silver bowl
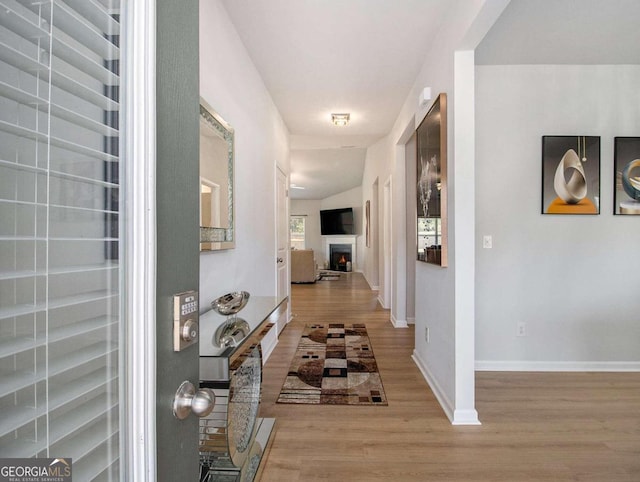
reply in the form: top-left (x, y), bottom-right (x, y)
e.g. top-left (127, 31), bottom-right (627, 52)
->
top-left (212, 291), bottom-right (250, 348)
top-left (215, 318), bottom-right (250, 348)
top-left (211, 291), bottom-right (250, 316)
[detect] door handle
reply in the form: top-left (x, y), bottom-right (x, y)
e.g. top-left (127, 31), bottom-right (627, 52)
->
top-left (172, 380), bottom-right (215, 420)
top-left (277, 257), bottom-right (283, 263)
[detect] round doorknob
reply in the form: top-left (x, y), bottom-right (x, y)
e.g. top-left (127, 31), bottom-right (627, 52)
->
top-left (277, 257), bottom-right (283, 263)
top-left (172, 381), bottom-right (215, 420)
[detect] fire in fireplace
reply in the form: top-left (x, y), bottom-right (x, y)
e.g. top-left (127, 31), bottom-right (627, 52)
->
top-left (329, 244), bottom-right (352, 272)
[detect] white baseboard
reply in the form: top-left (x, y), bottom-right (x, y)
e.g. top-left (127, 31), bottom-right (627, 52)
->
top-left (390, 313), bottom-right (408, 328)
top-left (362, 272), bottom-right (378, 291)
top-left (407, 317), bottom-right (415, 325)
top-left (476, 360), bottom-right (640, 372)
top-left (412, 350), bottom-right (455, 423)
top-left (412, 350), bottom-right (480, 425)
top-left (452, 409), bottom-right (481, 426)
top-left (260, 328), bottom-right (278, 363)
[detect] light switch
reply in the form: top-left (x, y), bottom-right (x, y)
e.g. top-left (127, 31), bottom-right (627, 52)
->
top-left (482, 235), bottom-right (492, 249)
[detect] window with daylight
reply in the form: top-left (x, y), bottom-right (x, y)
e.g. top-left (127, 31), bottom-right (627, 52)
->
top-left (290, 215), bottom-right (306, 250)
top-left (0, 1), bottom-right (123, 479)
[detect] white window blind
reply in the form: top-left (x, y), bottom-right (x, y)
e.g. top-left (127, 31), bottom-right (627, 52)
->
top-left (0, 1), bottom-right (122, 480)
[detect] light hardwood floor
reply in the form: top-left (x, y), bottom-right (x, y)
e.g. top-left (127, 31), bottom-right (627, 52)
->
top-left (258, 273), bottom-right (640, 481)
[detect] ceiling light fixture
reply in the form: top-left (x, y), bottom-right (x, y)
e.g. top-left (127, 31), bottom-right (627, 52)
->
top-left (290, 183), bottom-right (305, 190)
top-left (331, 113), bottom-right (350, 126)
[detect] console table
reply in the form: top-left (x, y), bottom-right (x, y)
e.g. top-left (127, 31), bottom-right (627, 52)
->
top-left (198, 296), bottom-right (286, 481)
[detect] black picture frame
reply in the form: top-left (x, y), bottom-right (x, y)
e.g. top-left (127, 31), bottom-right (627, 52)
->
top-left (613, 137), bottom-right (640, 215)
top-left (541, 135), bottom-right (600, 215)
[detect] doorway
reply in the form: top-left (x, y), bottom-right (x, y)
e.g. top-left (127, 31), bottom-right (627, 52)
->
top-left (381, 177), bottom-right (392, 309)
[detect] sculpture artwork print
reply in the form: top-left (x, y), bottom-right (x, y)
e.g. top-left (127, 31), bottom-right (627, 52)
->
top-left (541, 136), bottom-right (600, 214)
top-left (614, 137), bottom-right (640, 215)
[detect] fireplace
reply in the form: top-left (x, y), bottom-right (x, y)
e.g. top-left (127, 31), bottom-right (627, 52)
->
top-left (329, 244), bottom-right (352, 272)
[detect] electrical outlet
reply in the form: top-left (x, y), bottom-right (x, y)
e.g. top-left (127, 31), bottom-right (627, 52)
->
top-left (517, 322), bottom-right (526, 337)
top-left (483, 235), bottom-right (493, 249)
top-left (425, 326), bottom-right (430, 343)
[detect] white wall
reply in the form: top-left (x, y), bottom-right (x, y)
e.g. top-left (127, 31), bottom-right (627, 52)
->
top-left (199, 0), bottom-right (290, 309)
top-left (320, 186), bottom-right (364, 271)
top-left (291, 187), bottom-right (364, 271)
top-left (475, 65), bottom-right (640, 370)
top-left (290, 198), bottom-right (322, 260)
top-left (362, 137), bottom-right (394, 297)
top-left (361, 0), bottom-right (508, 424)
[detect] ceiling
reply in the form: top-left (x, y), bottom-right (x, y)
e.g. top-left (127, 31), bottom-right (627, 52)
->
top-left (221, 0), bottom-right (640, 200)
top-left (476, 0), bottom-right (640, 65)
top-left (221, 0), bottom-right (452, 199)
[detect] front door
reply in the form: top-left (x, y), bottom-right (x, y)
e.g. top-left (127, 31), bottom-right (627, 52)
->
top-left (154, 0), bottom-right (202, 481)
top-left (0, 1), bottom-right (202, 480)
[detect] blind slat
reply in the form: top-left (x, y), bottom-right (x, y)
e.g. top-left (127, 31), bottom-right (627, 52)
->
top-left (0, 290), bottom-right (117, 321)
top-left (0, 315), bottom-right (118, 358)
top-left (0, 160), bottom-right (120, 188)
top-left (0, 41), bottom-right (118, 110)
top-left (48, 342), bottom-right (118, 379)
top-left (0, 1), bottom-right (50, 43)
top-left (1, 2), bottom-right (118, 86)
top-left (52, 410), bottom-right (119, 462)
top-left (48, 0), bottom-right (119, 60)
top-left (52, 37), bottom-right (119, 86)
top-left (0, 367), bottom-right (118, 438)
top-left (0, 262), bottom-right (117, 280)
top-left (0, 437), bottom-right (46, 459)
top-left (0, 341), bottom-right (117, 398)
top-left (63, 0), bottom-right (119, 35)
top-left (0, 120), bottom-right (118, 162)
top-left (0, 81), bottom-right (118, 136)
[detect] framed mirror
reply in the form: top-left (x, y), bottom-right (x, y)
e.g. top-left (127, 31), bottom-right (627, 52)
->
top-left (200, 98), bottom-right (235, 250)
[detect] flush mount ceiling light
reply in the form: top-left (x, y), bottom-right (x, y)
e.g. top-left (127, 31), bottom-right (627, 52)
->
top-left (331, 113), bottom-right (350, 126)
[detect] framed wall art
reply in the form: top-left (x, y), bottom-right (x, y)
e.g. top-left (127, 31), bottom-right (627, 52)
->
top-left (541, 136), bottom-right (600, 215)
top-left (416, 93), bottom-right (447, 266)
top-left (614, 137), bottom-right (640, 215)
top-left (365, 200), bottom-right (371, 247)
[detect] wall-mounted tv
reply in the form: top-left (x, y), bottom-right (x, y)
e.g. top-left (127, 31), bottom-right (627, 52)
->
top-left (320, 207), bottom-right (354, 235)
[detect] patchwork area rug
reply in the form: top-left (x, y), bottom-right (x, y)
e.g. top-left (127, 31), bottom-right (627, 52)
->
top-left (277, 323), bottom-right (388, 405)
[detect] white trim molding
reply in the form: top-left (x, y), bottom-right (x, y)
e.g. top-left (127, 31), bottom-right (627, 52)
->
top-left (476, 360), bottom-right (640, 372)
top-left (412, 350), bottom-right (455, 423)
top-left (390, 313), bottom-right (408, 328)
top-left (413, 350), bottom-right (481, 425)
top-left (123, 0), bottom-right (157, 480)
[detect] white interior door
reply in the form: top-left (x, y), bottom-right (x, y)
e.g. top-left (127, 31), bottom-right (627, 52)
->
top-left (275, 167), bottom-right (289, 333)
